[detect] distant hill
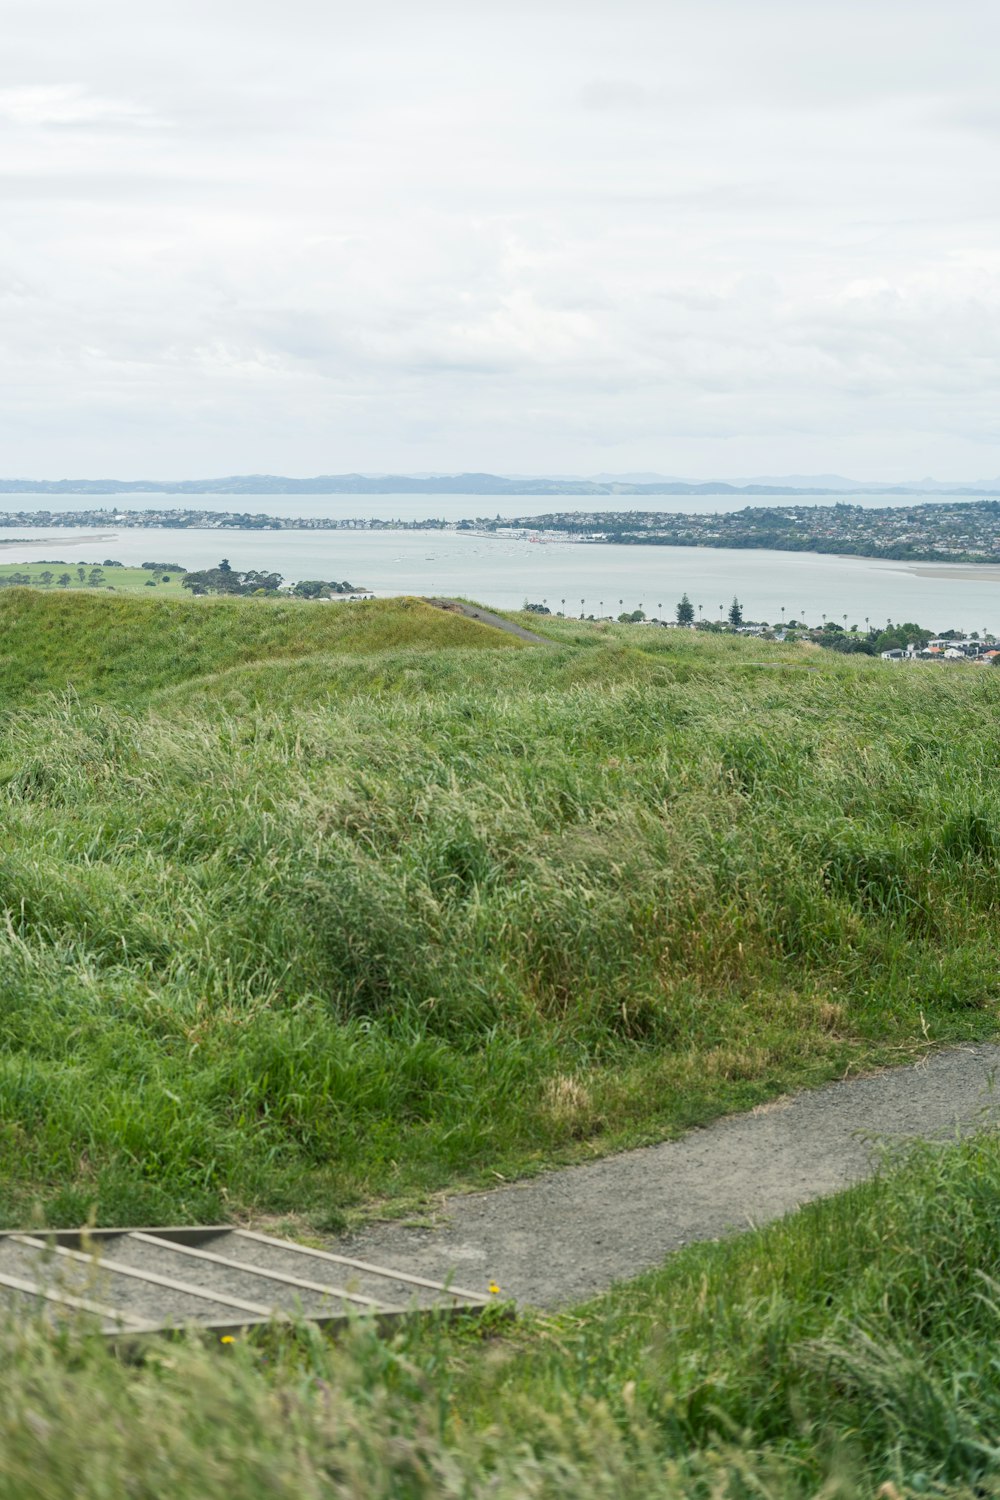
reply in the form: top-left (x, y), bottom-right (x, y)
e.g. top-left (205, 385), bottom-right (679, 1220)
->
top-left (587, 471), bottom-right (690, 484)
top-left (733, 473), bottom-right (862, 491)
top-left (2, 472), bottom-right (1000, 497)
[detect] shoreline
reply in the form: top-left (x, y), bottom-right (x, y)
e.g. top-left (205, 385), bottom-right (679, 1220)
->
top-left (901, 561), bottom-right (1000, 582)
top-left (4, 524), bottom-right (1000, 583)
top-left (0, 533), bottom-right (119, 551)
top-left (5, 527), bottom-right (1000, 581)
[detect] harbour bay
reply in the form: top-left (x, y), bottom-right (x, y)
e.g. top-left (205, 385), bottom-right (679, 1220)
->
top-left (2, 517), bottom-right (1000, 632)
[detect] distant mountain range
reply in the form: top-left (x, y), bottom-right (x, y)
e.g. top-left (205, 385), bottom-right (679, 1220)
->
top-left (2, 473), bottom-right (1000, 497)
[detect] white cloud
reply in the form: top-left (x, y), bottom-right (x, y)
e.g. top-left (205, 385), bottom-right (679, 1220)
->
top-left (0, 85), bottom-right (162, 129)
top-left (0, 0), bottom-right (999, 478)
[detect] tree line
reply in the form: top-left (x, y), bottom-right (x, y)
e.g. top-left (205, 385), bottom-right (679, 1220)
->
top-left (181, 560), bottom-right (365, 597)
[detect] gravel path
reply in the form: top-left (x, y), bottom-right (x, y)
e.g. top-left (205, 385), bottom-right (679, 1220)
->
top-left (335, 1045), bottom-right (1000, 1308)
top-left (422, 597), bottom-right (554, 645)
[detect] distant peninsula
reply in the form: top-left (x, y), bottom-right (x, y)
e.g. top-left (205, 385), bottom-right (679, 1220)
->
top-left (2, 472), bottom-right (1000, 498)
top-left (499, 501), bottom-right (1000, 565)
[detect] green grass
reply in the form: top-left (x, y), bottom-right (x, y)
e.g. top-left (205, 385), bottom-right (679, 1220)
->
top-left (0, 591), bottom-right (996, 1228)
top-left (0, 589), bottom-right (518, 701)
top-left (0, 561), bottom-right (189, 594)
top-left (2, 1131), bottom-right (999, 1497)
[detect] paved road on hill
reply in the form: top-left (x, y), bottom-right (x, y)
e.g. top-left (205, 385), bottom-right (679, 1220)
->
top-left (334, 1044), bottom-right (1000, 1308)
top-left (422, 597), bottom-right (555, 644)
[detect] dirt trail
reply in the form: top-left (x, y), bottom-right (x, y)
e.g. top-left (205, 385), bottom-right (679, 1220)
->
top-left (422, 597), bottom-right (554, 645)
top-left (334, 1045), bottom-right (1000, 1308)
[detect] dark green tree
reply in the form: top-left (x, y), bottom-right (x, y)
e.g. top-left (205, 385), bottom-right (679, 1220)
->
top-left (182, 563), bottom-right (282, 596)
top-left (728, 597), bottom-right (743, 628)
top-left (292, 579), bottom-right (359, 599)
top-left (676, 593), bottom-right (695, 626)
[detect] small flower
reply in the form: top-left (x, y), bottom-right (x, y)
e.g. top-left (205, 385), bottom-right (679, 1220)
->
top-left (220, 1335), bottom-right (235, 1344)
top-left (488, 1281), bottom-right (500, 1296)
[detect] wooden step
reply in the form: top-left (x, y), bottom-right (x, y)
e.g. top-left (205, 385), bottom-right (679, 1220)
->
top-left (0, 1227), bottom-right (490, 1339)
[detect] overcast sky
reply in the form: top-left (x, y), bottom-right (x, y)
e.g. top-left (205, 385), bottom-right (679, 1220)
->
top-left (2, 0), bottom-right (999, 480)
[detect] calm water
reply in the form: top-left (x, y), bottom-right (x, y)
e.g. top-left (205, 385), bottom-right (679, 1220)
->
top-left (2, 519), bottom-right (999, 633)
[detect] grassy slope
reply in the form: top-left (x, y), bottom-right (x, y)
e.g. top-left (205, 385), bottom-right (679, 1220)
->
top-left (0, 592), bottom-right (997, 1229)
top-left (0, 589), bottom-right (517, 700)
top-left (2, 1133), bottom-right (998, 1497)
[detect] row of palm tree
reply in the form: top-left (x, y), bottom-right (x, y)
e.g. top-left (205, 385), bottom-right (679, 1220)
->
top-left (540, 597), bottom-right (741, 623)
top-left (535, 596), bottom-right (933, 634)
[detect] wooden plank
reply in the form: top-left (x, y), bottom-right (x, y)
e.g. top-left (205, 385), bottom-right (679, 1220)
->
top-left (230, 1228), bottom-right (489, 1304)
top-left (0, 1226), bottom-right (495, 1340)
top-left (12, 1235), bottom-right (277, 1319)
top-left (0, 1265), bottom-right (152, 1329)
top-left (107, 1301), bottom-right (491, 1352)
top-left (131, 1233), bottom-right (387, 1310)
top-left (36, 1226), bottom-right (228, 1251)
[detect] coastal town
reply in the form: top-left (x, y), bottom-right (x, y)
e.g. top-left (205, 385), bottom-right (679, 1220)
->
top-left (501, 499), bottom-right (1000, 564)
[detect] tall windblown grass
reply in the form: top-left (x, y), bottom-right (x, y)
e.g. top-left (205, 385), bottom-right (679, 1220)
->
top-left (0, 589), bottom-right (518, 702)
top-left (0, 593), bottom-right (996, 1224)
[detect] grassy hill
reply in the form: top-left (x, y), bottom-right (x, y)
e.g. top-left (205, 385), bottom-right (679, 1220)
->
top-left (1, 589), bottom-right (999, 1497)
top-left (0, 590), bottom-right (519, 701)
top-left (0, 590), bottom-right (996, 1230)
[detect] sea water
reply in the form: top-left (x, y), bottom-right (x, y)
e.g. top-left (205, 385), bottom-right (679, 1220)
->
top-left (0, 492), bottom-right (998, 633)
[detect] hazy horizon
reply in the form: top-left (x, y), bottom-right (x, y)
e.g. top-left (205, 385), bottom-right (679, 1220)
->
top-left (0, 469), bottom-right (999, 494)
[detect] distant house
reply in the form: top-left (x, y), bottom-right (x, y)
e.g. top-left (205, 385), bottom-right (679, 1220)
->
top-left (881, 648), bottom-right (907, 660)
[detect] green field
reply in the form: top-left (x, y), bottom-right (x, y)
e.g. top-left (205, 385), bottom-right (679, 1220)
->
top-left (0, 589), bottom-right (997, 1230)
top-left (0, 559), bottom-right (189, 594)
